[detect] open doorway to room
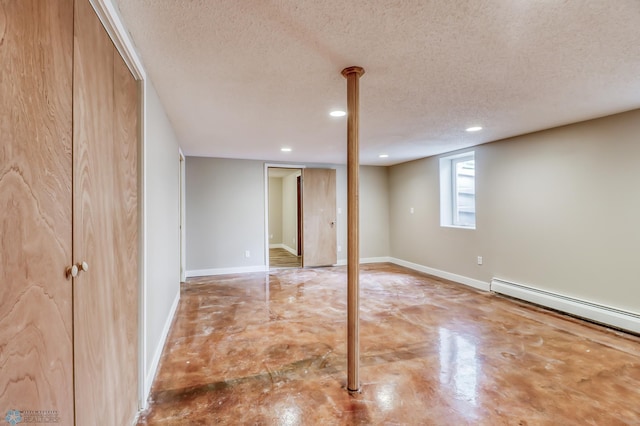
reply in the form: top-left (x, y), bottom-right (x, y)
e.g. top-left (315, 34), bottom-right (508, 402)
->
top-left (267, 167), bottom-right (303, 269)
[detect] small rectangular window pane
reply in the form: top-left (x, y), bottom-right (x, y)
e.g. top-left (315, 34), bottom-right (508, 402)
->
top-left (454, 159), bottom-right (475, 226)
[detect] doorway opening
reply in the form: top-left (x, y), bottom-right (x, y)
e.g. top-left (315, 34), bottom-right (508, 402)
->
top-left (267, 167), bottom-right (303, 269)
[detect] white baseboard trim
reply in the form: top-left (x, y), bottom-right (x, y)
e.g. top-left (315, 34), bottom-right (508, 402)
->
top-left (186, 265), bottom-right (268, 277)
top-left (388, 257), bottom-right (490, 292)
top-left (143, 289), bottom-right (180, 405)
top-left (335, 256), bottom-right (392, 266)
top-left (491, 278), bottom-right (640, 334)
top-left (269, 243), bottom-right (297, 256)
top-left (362, 256), bottom-right (392, 264)
top-left (282, 244), bottom-right (298, 256)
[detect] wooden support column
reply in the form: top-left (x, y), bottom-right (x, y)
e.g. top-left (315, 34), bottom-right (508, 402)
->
top-left (342, 65), bottom-right (364, 392)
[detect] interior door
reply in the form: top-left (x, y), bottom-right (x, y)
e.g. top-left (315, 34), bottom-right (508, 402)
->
top-left (302, 169), bottom-right (337, 267)
top-left (73, 0), bottom-right (139, 423)
top-left (111, 31), bottom-right (140, 424)
top-left (0, 0), bottom-right (75, 423)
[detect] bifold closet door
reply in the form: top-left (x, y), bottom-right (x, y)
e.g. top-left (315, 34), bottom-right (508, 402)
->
top-left (73, 0), bottom-right (139, 424)
top-left (110, 25), bottom-right (140, 426)
top-left (0, 0), bottom-right (75, 424)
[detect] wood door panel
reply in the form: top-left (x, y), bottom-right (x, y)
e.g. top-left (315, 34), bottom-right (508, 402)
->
top-left (111, 46), bottom-right (139, 425)
top-left (302, 169), bottom-right (337, 267)
top-left (0, 0), bottom-right (74, 423)
top-left (74, 0), bottom-right (138, 424)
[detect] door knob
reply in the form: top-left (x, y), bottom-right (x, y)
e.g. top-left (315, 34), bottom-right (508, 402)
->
top-left (330, 221), bottom-right (336, 226)
top-left (67, 264), bottom-right (79, 278)
top-left (79, 261), bottom-right (89, 272)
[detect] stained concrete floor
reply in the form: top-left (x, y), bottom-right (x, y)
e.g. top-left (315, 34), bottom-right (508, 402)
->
top-left (138, 264), bottom-right (640, 425)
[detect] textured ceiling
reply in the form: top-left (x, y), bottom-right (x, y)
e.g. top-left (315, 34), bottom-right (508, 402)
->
top-left (115, 0), bottom-right (640, 166)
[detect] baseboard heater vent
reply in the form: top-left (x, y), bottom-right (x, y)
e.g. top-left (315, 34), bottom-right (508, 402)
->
top-left (490, 278), bottom-right (640, 335)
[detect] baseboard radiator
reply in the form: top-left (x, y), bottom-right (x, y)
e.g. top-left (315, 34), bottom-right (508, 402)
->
top-left (490, 278), bottom-right (640, 335)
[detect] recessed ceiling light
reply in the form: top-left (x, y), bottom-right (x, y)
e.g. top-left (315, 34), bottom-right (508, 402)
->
top-left (379, 154), bottom-right (389, 158)
top-left (281, 147), bottom-right (292, 152)
top-left (466, 126), bottom-right (483, 132)
top-left (330, 110), bottom-right (346, 117)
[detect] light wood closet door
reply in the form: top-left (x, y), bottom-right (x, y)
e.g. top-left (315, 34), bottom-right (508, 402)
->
top-left (0, 1), bottom-right (75, 424)
top-left (302, 169), bottom-right (337, 267)
top-left (73, 0), bottom-right (139, 424)
top-left (112, 36), bottom-right (140, 426)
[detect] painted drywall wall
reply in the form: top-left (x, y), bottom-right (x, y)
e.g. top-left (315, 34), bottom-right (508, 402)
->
top-left (268, 177), bottom-right (283, 245)
top-left (186, 157), bottom-right (266, 271)
top-left (185, 159), bottom-right (390, 272)
top-left (334, 165), bottom-right (347, 262)
top-left (360, 166), bottom-right (391, 258)
top-left (389, 109), bottom-right (640, 314)
top-left (389, 157), bottom-right (485, 280)
top-left (144, 81), bottom-right (181, 383)
top-left (332, 164), bottom-right (391, 262)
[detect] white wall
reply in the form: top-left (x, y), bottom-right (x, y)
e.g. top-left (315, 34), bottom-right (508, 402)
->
top-left (389, 109), bottom-right (640, 315)
top-left (143, 81), bottom-right (181, 400)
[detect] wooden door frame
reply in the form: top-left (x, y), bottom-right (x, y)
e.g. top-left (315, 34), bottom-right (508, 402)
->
top-left (263, 163), bottom-right (306, 269)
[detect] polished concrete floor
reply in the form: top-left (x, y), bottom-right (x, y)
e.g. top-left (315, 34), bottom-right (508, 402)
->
top-left (138, 264), bottom-right (640, 425)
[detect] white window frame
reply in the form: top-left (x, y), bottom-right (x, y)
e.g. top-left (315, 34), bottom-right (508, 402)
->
top-left (439, 151), bottom-right (476, 229)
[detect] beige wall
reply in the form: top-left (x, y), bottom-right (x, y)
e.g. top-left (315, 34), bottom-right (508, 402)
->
top-left (360, 166), bottom-right (390, 258)
top-left (268, 177), bottom-right (283, 245)
top-left (144, 81), bottom-right (181, 384)
top-left (389, 109), bottom-right (640, 313)
top-left (185, 159), bottom-right (391, 271)
top-left (186, 157), bottom-right (265, 271)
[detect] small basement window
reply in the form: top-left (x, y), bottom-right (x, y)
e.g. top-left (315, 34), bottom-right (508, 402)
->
top-left (440, 151), bottom-right (476, 229)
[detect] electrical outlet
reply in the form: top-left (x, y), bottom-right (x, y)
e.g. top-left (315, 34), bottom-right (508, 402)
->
top-left (410, 207), bottom-right (414, 214)
top-left (245, 250), bottom-right (251, 258)
top-left (477, 256), bottom-right (483, 265)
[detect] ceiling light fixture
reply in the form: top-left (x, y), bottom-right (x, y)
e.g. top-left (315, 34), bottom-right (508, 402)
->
top-left (466, 126), bottom-right (483, 132)
top-left (330, 110), bottom-right (346, 117)
top-left (281, 147), bottom-right (292, 152)
top-left (379, 154), bottom-right (389, 158)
